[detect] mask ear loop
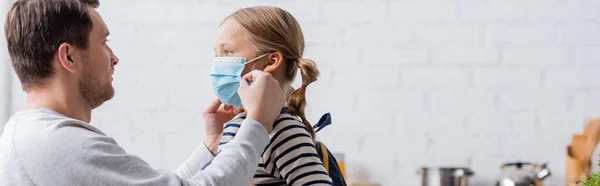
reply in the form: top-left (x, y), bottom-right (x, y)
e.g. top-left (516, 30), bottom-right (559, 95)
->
top-left (251, 62), bottom-right (258, 70)
top-left (245, 53), bottom-right (270, 71)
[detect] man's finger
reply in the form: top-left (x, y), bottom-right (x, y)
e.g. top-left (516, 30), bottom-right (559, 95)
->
top-left (241, 70), bottom-right (257, 82)
top-left (239, 78), bottom-right (250, 90)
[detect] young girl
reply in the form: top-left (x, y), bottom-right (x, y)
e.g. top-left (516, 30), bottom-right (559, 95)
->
top-left (210, 6), bottom-right (333, 186)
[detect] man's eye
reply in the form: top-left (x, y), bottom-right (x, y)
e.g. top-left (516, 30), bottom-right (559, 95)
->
top-left (225, 50), bottom-right (233, 56)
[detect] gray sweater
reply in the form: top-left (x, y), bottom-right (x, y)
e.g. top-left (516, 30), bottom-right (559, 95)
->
top-left (0, 108), bottom-right (269, 186)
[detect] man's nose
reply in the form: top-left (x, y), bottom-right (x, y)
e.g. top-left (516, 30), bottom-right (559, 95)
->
top-left (111, 54), bottom-right (119, 66)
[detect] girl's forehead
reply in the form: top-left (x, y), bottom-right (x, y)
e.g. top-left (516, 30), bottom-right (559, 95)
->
top-left (215, 20), bottom-right (249, 47)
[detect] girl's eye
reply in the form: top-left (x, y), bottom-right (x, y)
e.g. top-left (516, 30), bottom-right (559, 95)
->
top-left (225, 50), bottom-right (233, 56)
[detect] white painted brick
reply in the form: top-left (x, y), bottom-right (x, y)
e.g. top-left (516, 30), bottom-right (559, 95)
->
top-left (434, 47), bottom-right (499, 66)
top-left (164, 4), bottom-right (191, 24)
top-left (413, 24), bottom-right (480, 45)
top-left (323, 111), bottom-right (395, 134)
top-left (502, 47), bottom-right (569, 66)
top-left (348, 132), bottom-right (417, 185)
top-left (461, 0), bottom-right (526, 21)
top-left (390, 1), bottom-right (457, 22)
top-left (116, 46), bottom-right (168, 65)
top-left (568, 0), bottom-right (600, 20)
top-left (114, 3), bottom-right (167, 24)
top-left (271, 0), bottom-right (322, 24)
top-left (545, 68), bottom-right (600, 88)
top-left (486, 25), bottom-right (558, 44)
top-left (362, 47), bottom-right (428, 65)
top-left (105, 24), bottom-right (138, 52)
top-left (573, 90), bottom-right (600, 117)
top-left (167, 86), bottom-right (214, 112)
top-left (468, 135), bottom-right (504, 157)
top-left (475, 68), bottom-right (541, 89)
top-left (563, 23), bottom-right (600, 44)
top-left (525, 0), bottom-right (600, 22)
top-left (539, 112), bottom-right (591, 140)
top-left (506, 111), bottom-right (538, 137)
top-left (130, 111), bottom-right (201, 134)
top-left (423, 134), bottom-right (476, 166)
top-left (333, 66), bottom-right (400, 89)
top-left (301, 67), bottom-right (335, 90)
top-left (143, 64), bottom-right (210, 86)
top-left (306, 112), bottom-right (361, 154)
top-left (356, 91), bottom-right (425, 113)
top-left (396, 112), bottom-right (467, 136)
top-left (168, 25), bottom-right (218, 49)
top-left (302, 24), bottom-right (345, 46)
top-left (165, 46), bottom-right (215, 66)
top-left (110, 85), bottom-right (169, 111)
top-left (574, 46), bottom-right (600, 66)
top-left (428, 90), bottom-right (496, 113)
top-left (562, 23), bottom-right (600, 44)
top-left (507, 135), bottom-right (568, 163)
top-left (525, 1), bottom-right (569, 21)
top-left (496, 91), bottom-right (569, 113)
top-left (211, 0), bottom-right (323, 24)
top-left (527, 0), bottom-right (600, 22)
top-left (401, 68), bottom-right (470, 88)
top-left (390, 165), bottom-right (422, 186)
top-left (189, 3), bottom-right (238, 23)
top-left (111, 67), bottom-right (140, 87)
top-left (344, 24), bottom-right (412, 47)
top-left (322, 1), bottom-right (387, 23)
top-left (131, 26), bottom-right (175, 48)
top-left (305, 85), bottom-right (357, 115)
top-left (303, 46), bottom-right (361, 67)
top-left (466, 113), bottom-right (512, 134)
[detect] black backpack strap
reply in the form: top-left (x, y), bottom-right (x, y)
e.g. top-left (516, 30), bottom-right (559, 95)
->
top-left (313, 113), bottom-right (332, 133)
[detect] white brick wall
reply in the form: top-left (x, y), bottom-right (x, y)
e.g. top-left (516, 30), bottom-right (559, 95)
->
top-left (2, 0), bottom-right (600, 185)
top-left (0, 0), bottom-right (9, 135)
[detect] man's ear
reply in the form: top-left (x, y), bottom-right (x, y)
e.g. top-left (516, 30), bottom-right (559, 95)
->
top-left (263, 52), bottom-right (284, 73)
top-left (57, 43), bottom-right (80, 74)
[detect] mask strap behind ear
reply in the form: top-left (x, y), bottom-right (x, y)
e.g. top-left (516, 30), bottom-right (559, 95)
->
top-left (245, 53), bottom-right (270, 64)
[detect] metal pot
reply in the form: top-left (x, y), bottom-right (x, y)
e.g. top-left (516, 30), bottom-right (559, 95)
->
top-left (495, 162), bottom-right (551, 186)
top-left (418, 167), bottom-right (475, 186)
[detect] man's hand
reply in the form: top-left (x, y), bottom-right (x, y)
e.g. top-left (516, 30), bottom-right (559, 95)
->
top-left (238, 70), bottom-right (286, 133)
top-left (202, 98), bottom-right (239, 155)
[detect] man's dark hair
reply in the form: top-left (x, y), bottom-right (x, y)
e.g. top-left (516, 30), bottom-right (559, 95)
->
top-left (5, 0), bottom-right (100, 89)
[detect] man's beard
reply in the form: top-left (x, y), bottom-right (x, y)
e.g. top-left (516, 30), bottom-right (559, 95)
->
top-left (79, 64), bottom-right (114, 109)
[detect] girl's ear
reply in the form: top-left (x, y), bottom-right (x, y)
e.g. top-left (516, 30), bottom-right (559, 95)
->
top-left (263, 52), bottom-right (284, 73)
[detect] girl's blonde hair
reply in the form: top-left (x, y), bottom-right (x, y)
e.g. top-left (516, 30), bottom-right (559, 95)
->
top-left (224, 6), bottom-right (319, 140)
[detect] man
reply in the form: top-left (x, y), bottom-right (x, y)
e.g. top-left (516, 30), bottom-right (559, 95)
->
top-left (0, 0), bottom-right (286, 185)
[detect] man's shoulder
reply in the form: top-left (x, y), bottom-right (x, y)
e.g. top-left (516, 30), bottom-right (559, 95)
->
top-left (6, 108), bottom-right (109, 156)
top-left (0, 108), bottom-right (117, 185)
top-left (11, 108), bottom-right (105, 141)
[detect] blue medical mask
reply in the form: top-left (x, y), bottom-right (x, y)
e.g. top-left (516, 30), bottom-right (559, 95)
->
top-left (210, 53), bottom-right (270, 108)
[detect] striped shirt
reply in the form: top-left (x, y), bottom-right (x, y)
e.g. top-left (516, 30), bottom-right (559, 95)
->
top-left (218, 108), bottom-right (333, 186)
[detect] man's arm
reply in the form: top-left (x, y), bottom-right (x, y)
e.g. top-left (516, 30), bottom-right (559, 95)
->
top-left (65, 118), bottom-right (268, 186)
top-left (174, 118), bottom-right (268, 182)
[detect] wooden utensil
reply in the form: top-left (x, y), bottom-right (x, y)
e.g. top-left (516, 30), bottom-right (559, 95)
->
top-left (567, 145), bottom-right (588, 186)
top-left (582, 120), bottom-right (600, 163)
top-left (573, 134), bottom-right (589, 160)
